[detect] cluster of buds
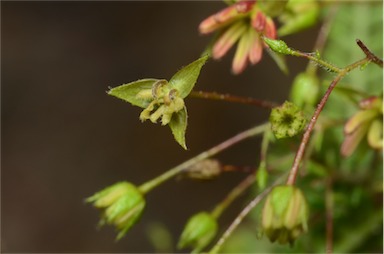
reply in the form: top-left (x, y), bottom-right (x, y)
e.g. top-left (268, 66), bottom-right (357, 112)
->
top-left (261, 185), bottom-right (309, 245)
top-left (199, 0), bottom-right (277, 74)
top-left (341, 96), bottom-right (383, 156)
top-left (86, 182), bottom-right (146, 240)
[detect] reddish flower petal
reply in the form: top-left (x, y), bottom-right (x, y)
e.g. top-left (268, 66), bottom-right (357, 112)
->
top-left (264, 17), bottom-right (277, 39)
top-left (251, 8), bottom-right (266, 32)
top-left (232, 27), bottom-right (253, 74)
top-left (212, 21), bottom-right (247, 59)
top-left (248, 31), bottom-right (263, 64)
top-left (199, 1), bottom-right (255, 34)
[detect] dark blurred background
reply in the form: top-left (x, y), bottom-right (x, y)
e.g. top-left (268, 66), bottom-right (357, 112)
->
top-left (1, 1), bottom-right (317, 252)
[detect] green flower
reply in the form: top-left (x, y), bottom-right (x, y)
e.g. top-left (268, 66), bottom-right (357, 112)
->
top-left (178, 211), bottom-right (218, 253)
top-left (269, 101), bottom-right (307, 139)
top-left (86, 182), bottom-right (145, 240)
top-left (261, 185), bottom-right (309, 245)
top-left (108, 55), bottom-right (208, 149)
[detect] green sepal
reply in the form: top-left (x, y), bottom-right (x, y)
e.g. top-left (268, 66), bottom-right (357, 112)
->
top-left (265, 48), bottom-right (289, 74)
top-left (108, 79), bottom-right (158, 108)
top-left (169, 55), bottom-right (208, 98)
top-left (169, 106), bottom-right (188, 150)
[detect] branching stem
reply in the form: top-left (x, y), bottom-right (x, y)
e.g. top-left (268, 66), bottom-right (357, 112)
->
top-left (208, 175), bottom-right (286, 254)
top-left (139, 123), bottom-right (268, 193)
top-left (286, 40), bottom-right (382, 186)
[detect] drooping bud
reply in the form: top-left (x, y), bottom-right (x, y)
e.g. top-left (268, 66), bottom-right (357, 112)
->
top-left (269, 101), bottom-right (307, 139)
top-left (86, 182), bottom-right (146, 240)
top-left (178, 211), bottom-right (218, 253)
top-left (183, 159), bottom-right (222, 180)
top-left (261, 185), bottom-right (309, 245)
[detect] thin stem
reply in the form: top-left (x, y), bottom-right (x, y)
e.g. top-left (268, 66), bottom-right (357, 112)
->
top-left (209, 175), bottom-right (286, 254)
top-left (356, 39), bottom-right (383, 67)
top-left (211, 173), bottom-right (255, 219)
top-left (138, 123), bottom-right (269, 194)
top-left (296, 51), bottom-right (343, 74)
top-left (325, 177), bottom-right (334, 254)
top-left (190, 90), bottom-right (279, 109)
top-left (286, 56), bottom-right (371, 185)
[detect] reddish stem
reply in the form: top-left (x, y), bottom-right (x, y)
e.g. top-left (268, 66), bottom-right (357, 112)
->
top-left (286, 74), bottom-right (342, 185)
top-left (190, 90), bottom-right (279, 109)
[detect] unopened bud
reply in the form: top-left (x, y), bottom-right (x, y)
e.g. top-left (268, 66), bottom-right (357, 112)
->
top-left (290, 72), bottom-right (320, 108)
top-left (86, 182), bottom-right (146, 240)
top-left (178, 211), bottom-right (218, 253)
top-left (263, 37), bottom-right (296, 56)
top-left (262, 185), bottom-right (309, 245)
top-left (183, 159), bottom-right (222, 180)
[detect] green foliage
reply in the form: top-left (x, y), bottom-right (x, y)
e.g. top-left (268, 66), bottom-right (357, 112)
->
top-left (108, 55), bottom-right (208, 149)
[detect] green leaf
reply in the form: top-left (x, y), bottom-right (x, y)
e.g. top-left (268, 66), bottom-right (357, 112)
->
top-left (108, 79), bottom-right (158, 108)
top-left (169, 106), bottom-right (188, 149)
top-left (169, 55), bottom-right (208, 98)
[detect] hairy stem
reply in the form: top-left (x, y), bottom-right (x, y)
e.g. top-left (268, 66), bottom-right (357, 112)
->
top-left (287, 45), bottom-right (380, 185)
top-left (139, 123), bottom-right (268, 193)
top-left (190, 90), bottom-right (279, 109)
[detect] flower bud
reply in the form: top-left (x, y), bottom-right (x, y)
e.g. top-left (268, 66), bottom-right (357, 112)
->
top-left (183, 159), bottom-right (222, 180)
top-left (290, 72), bottom-right (320, 108)
top-left (86, 181), bottom-right (146, 240)
top-left (262, 185), bottom-right (309, 245)
top-left (177, 211), bottom-right (218, 253)
top-left (263, 37), bottom-right (296, 56)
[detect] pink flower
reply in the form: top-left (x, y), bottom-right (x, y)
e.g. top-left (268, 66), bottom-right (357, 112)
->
top-left (199, 1), bottom-right (277, 74)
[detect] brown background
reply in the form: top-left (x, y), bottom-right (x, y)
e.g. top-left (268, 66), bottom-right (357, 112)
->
top-left (2, 1), bottom-right (316, 252)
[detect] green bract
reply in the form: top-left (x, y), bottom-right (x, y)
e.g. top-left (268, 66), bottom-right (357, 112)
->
top-left (269, 101), bottom-right (307, 139)
top-left (178, 211), bottom-right (218, 253)
top-left (108, 55), bottom-right (208, 149)
top-left (86, 181), bottom-right (146, 240)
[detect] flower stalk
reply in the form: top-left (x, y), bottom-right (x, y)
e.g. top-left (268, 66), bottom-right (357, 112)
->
top-left (139, 123), bottom-right (269, 194)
